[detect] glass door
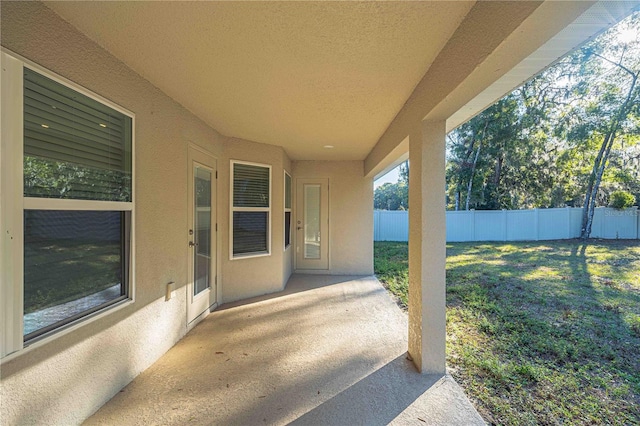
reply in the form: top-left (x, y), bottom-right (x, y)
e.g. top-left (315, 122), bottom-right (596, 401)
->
top-left (296, 178), bottom-right (329, 270)
top-left (188, 147), bottom-right (217, 324)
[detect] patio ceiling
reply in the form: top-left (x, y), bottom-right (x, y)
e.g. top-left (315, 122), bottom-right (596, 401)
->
top-left (44, 1), bottom-right (639, 164)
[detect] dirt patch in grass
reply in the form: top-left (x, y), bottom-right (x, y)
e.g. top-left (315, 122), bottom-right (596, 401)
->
top-left (375, 239), bottom-right (640, 425)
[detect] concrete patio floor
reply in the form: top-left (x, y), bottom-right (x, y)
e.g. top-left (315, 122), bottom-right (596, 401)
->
top-left (85, 275), bottom-right (484, 425)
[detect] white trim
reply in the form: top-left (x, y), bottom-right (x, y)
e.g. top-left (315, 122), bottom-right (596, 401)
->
top-left (1, 47), bottom-right (135, 118)
top-left (188, 143), bottom-right (222, 310)
top-left (187, 147), bottom-right (217, 326)
top-left (229, 160), bottom-right (272, 260)
top-left (1, 299), bottom-right (134, 364)
top-left (294, 178), bottom-right (330, 271)
top-left (284, 170), bottom-right (292, 251)
top-left (1, 52), bottom-right (25, 357)
top-left (231, 206), bottom-right (270, 212)
top-left (0, 50), bottom-right (136, 359)
top-left (231, 252), bottom-right (271, 260)
top-left (24, 198), bottom-right (134, 211)
top-left (231, 159), bottom-right (273, 169)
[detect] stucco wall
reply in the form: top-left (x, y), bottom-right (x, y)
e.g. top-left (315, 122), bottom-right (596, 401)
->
top-left (0, 2), bottom-right (293, 424)
top-left (220, 138), bottom-right (290, 302)
top-left (283, 152), bottom-right (294, 284)
top-left (292, 161), bottom-right (374, 275)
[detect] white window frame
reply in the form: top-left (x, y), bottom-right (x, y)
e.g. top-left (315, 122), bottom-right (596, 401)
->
top-left (0, 49), bottom-right (136, 360)
top-left (284, 171), bottom-right (292, 251)
top-left (229, 160), bottom-right (271, 260)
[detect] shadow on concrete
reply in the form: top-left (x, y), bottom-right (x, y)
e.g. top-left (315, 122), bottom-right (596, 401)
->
top-left (83, 274), bottom-right (483, 425)
top-left (290, 354), bottom-right (441, 425)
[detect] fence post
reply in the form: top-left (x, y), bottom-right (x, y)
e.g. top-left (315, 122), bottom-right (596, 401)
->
top-left (471, 209), bottom-right (476, 242)
top-left (534, 208), bottom-right (539, 241)
top-left (502, 209), bottom-right (507, 241)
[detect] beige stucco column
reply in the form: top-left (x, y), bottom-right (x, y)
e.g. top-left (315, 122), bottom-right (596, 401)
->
top-left (407, 120), bottom-right (446, 375)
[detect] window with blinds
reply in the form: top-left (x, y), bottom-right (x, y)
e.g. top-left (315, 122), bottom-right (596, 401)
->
top-left (17, 65), bottom-right (134, 344)
top-left (284, 172), bottom-right (292, 249)
top-left (231, 162), bottom-right (271, 258)
top-left (23, 68), bottom-right (132, 201)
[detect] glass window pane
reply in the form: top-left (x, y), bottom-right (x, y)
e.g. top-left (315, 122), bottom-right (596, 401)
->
top-left (304, 185), bottom-right (321, 259)
top-left (285, 173), bottom-right (292, 209)
top-left (23, 210), bottom-right (128, 339)
top-left (194, 167), bottom-right (211, 296)
top-left (233, 163), bottom-right (269, 208)
top-left (285, 211), bottom-right (291, 248)
top-left (23, 68), bottom-right (132, 202)
top-left (233, 211), bottom-right (268, 255)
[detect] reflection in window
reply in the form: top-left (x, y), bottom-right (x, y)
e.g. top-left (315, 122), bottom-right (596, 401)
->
top-left (23, 210), bottom-right (129, 339)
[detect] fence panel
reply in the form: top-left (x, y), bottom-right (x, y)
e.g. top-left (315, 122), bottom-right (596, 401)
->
top-left (374, 207), bottom-right (639, 242)
top-left (506, 209), bottom-right (537, 241)
top-left (374, 210), bottom-right (408, 241)
top-left (591, 207), bottom-right (638, 239)
top-left (446, 211), bottom-right (474, 242)
top-left (472, 211), bottom-right (505, 241)
top-left (570, 209), bottom-right (583, 238)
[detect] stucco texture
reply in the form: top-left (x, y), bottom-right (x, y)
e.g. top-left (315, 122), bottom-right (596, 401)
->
top-left (0, 2), bottom-right (220, 423)
top-left (220, 137), bottom-right (290, 302)
top-left (0, 2), bottom-right (294, 424)
top-left (0, 2), bottom-right (380, 423)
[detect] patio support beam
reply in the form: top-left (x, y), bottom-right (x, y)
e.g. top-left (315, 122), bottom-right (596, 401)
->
top-left (407, 120), bottom-right (446, 375)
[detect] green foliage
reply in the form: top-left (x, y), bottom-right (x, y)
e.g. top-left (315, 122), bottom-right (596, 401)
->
top-left (374, 240), bottom-right (640, 424)
top-left (374, 161), bottom-right (410, 210)
top-left (374, 181), bottom-right (408, 210)
top-left (609, 190), bottom-right (637, 209)
top-left (24, 156), bottom-right (131, 201)
top-left (446, 12), bottom-right (640, 212)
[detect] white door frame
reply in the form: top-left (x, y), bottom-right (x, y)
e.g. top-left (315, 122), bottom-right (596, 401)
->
top-left (295, 178), bottom-right (329, 271)
top-left (187, 146), bottom-right (218, 326)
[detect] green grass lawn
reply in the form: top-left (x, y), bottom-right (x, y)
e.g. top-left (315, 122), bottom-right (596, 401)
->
top-left (374, 240), bottom-right (640, 425)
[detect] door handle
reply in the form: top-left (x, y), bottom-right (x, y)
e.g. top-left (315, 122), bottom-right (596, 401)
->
top-left (297, 227), bottom-right (302, 230)
top-left (189, 241), bottom-right (198, 247)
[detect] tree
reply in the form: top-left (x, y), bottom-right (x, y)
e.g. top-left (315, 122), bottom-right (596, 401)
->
top-left (374, 181), bottom-right (408, 210)
top-left (444, 10), bottom-right (640, 230)
top-left (609, 190), bottom-right (636, 209)
top-left (573, 14), bottom-right (640, 238)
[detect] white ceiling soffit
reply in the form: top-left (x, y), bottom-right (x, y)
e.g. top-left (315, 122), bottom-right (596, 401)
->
top-left (446, 1), bottom-right (640, 133)
top-left (43, 1), bottom-right (475, 161)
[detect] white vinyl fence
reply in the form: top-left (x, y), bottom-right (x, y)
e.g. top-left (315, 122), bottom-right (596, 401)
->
top-left (374, 207), bottom-right (640, 242)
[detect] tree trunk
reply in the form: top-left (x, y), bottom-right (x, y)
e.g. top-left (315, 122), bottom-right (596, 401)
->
top-left (581, 72), bottom-right (638, 239)
top-left (465, 120), bottom-right (489, 210)
top-left (465, 140), bottom-right (482, 210)
top-left (584, 133), bottom-right (617, 238)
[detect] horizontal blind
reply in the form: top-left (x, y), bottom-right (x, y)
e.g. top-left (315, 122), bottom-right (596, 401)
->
top-left (23, 68), bottom-right (132, 201)
top-left (233, 163), bottom-right (269, 208)
top-left (233, 212), bottom-right (268, 255)
top-left (285, 211), bottom-right (292, 247)
top-left (285, 173), bottom-right (292, 209)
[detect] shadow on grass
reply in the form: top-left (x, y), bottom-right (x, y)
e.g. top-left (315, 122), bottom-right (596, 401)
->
top-left (374, 240), bottom-right (640, 425)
